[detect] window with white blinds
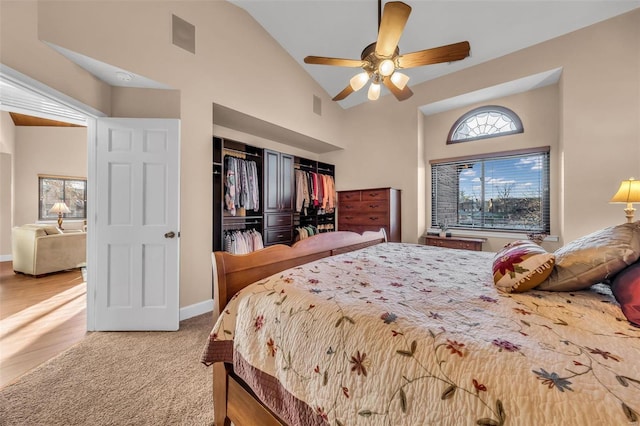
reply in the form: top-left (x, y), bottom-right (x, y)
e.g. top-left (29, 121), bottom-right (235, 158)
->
top-left (431, 147), bottom-right (550, 233)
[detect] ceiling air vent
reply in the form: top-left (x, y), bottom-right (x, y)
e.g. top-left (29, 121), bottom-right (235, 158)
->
top-left (172, 14), bottom-right (196, 54)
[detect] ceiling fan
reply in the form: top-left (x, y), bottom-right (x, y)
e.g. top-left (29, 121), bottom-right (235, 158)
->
top-left (304, 0), bottom-right (471, 102)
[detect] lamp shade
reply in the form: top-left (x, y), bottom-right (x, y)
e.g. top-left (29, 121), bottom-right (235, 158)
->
top-left (49, 202), bottom-right (71, 214)
top-left (610, 178), bottom-right (640, 203)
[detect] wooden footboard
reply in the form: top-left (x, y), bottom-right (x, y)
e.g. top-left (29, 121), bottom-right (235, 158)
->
top-left (211, 229), bottom-right (387, 426)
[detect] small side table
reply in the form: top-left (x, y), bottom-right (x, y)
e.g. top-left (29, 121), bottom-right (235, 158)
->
top-left (423, 235), bottom-right (485, 251)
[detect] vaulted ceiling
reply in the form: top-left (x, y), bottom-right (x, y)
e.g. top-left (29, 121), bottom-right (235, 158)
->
top-left (230, 1), bottom-right (640, 108)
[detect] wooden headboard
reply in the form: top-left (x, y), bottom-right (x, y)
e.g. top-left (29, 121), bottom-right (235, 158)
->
top-left (212, 229), bottom-right (387, 316)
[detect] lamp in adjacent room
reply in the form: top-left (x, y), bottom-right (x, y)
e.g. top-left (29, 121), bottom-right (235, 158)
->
top-left (49, 202), bottom-right (71, 229)
top-left (610, 177), bottom-right (640, 223)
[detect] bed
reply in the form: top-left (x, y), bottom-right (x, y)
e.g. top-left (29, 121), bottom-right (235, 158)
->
top-left (201, 229), bottom-right (640, 425)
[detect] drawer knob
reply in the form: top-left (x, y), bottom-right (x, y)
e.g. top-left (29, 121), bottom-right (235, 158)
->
top-left (369, 216), bottom-right (378, 220)
top-left (369, 204), bottom-right (379, 208)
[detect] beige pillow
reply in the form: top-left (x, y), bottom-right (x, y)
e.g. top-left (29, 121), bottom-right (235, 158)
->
top-left (41, 226), bottom-right (62, 235)
top-left (537, 222), bottom-right (640, 291)
top-left (493, 240), bottom-right (555, 293)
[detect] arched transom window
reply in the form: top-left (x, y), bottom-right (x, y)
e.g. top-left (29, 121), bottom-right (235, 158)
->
top-left (447, 105), bottom-right (523, 144)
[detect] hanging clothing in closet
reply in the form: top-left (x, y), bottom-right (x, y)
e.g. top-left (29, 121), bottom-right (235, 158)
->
top-left (224, 229), bottom-right (264, 254)
top-left (294, 169), bottom-right (336, 214)
top-left (224, 155), bottom-right (260, 216)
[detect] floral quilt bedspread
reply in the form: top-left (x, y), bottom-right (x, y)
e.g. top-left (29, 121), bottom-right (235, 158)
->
top-left (201, 243), bottom-right (640, 425)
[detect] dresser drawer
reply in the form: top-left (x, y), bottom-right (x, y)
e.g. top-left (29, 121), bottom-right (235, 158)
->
top-left (339, 212), bottom-right (388, 226)
top-left (340, 201), bottom-right (389, 214)
top-left (338, 191), bottom-right (361, 202)
top-left (264, 227), bottom-right (293, 245)
top-left (361, 189), bottom-right (389, 201)
top-left (265, 213), bottom-right (292, 228)
top-left (424, 236), bottom-right (484, 251)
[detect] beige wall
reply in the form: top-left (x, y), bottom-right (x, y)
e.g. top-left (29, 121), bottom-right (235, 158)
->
top-left (0, 0), bottom-right (346, 309)
top-left (324, 8), bottom-right (640, 246)
top-left (423, 85), bottom-right (560, 252)
top-left (1, 1), bottom-right (638, 312)
top-left (14, 126), bottom-right (87, 228)
top-left (0, 112), bottom-right (16, 257)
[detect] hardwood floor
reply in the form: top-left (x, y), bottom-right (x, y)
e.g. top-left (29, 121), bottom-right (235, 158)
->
top-left (0, 261), bottom-right (87, 388)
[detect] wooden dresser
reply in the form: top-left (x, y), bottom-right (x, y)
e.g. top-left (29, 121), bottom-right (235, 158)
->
top-left (337, 187), bottom-right (401, 242)
top-left (423, 235), bottom-right (485, 251)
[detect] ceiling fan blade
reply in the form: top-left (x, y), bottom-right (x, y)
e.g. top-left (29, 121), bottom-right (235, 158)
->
top-left (397, 41), bottom-right (471, 69)
top-left (332, 84), bottom-right (355, 101)
top-left (304, 56), bottom-right (365, 67)
top-left (383, 77), bottom-right (413, 101)
top-left (375, 1), bottom-right (412, 58)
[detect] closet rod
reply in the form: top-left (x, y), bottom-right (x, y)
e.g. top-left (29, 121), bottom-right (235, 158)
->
top-left (294, 163), bottom-right (315, 169)
top-left (224, 215), bottom-right (262, 220)
top-left (223, 220), bottom-right (261, 225)
top-left (223, 222), bottom-right (261, 230)
top-left (223, 147), bottom-right (261, 158)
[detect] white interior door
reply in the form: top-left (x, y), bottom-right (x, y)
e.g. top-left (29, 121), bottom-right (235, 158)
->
top-left (95, 118), bottom-right (180, 331)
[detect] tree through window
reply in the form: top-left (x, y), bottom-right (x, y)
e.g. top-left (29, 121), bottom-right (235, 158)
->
top-left (431, 148), bottom-right (550, 233)
top-left (39, 175), bottom-right (87, 221)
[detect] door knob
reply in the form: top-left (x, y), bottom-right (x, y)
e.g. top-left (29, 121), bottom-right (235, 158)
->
top-left (164, 231), bottom-right (176, 239)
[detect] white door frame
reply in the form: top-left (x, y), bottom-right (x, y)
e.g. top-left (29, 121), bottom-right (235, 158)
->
top-left (1, 65), bottom-right (103, 330)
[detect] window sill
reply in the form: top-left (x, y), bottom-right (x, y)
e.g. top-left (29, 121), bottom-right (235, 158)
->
top-left (425, 228), bottom-right (559, 242)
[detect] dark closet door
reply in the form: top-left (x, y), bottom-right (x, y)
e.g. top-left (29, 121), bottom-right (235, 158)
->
top-left (264, 149), bottom-right (293, 213)
top-left (280, 153), bottom-right (294, 212)
top-left (264, 149), bottom-right (280, 212)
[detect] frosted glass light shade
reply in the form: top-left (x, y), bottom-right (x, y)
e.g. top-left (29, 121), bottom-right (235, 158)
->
top-left (378, 59), bottom-right (395, 77)
top-left (368, 82), bottom-right (381, 100)
top-left (349, 72), bottom-right (369, 91)
top-left (390, 72), bottom-right (410, 90)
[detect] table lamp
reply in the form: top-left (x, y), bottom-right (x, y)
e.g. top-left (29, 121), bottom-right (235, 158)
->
top-left (610, 177), bottom-right (640, 223)
top-left (49, 202), bottom-right (71, 229)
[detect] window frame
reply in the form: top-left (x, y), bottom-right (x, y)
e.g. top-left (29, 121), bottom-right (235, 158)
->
top-left (430, 146), bottom-right (550, 234)
top-left (38, 175), bottom-right (88, 221)
top-left (447, 105), bottom-right (524, 144)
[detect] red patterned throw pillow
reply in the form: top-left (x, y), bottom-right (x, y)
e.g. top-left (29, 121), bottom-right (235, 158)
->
top-left (611, 262), bottom-right (640, 327)
top-left (493, 240), bottom-right (555, 293)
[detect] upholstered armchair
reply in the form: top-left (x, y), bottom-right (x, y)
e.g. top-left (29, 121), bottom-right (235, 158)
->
top-left (12, 225), bottom-right (86, 276)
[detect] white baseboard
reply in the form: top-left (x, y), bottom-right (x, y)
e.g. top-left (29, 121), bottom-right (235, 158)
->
top-left (0, 254), bottom-right (12, 262)
top-left (179, 299), bottom-right (214, 321)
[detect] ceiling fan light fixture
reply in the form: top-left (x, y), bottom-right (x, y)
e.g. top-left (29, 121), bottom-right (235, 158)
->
top-left (349, 72), bottom-right (370, 91)
top-left (304, 1), bottom-right (470, 103)
top-left (390, 71), bottom-right (410, 90)
top-left (367, 82), bottom-right (381, 100)
top-left (378, 59), bottom-right (395, 77)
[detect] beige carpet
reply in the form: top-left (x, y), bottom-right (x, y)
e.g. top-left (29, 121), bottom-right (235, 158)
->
top-left (0, 313), bottom-right (215, 425)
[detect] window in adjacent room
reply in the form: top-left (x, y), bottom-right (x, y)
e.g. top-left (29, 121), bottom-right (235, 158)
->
top-left (38, 175), bottom-right (87, 221)
top-left (447, 105), bottom-right (523, 144)
top-left (431, 147), bottom-right (550, 233)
